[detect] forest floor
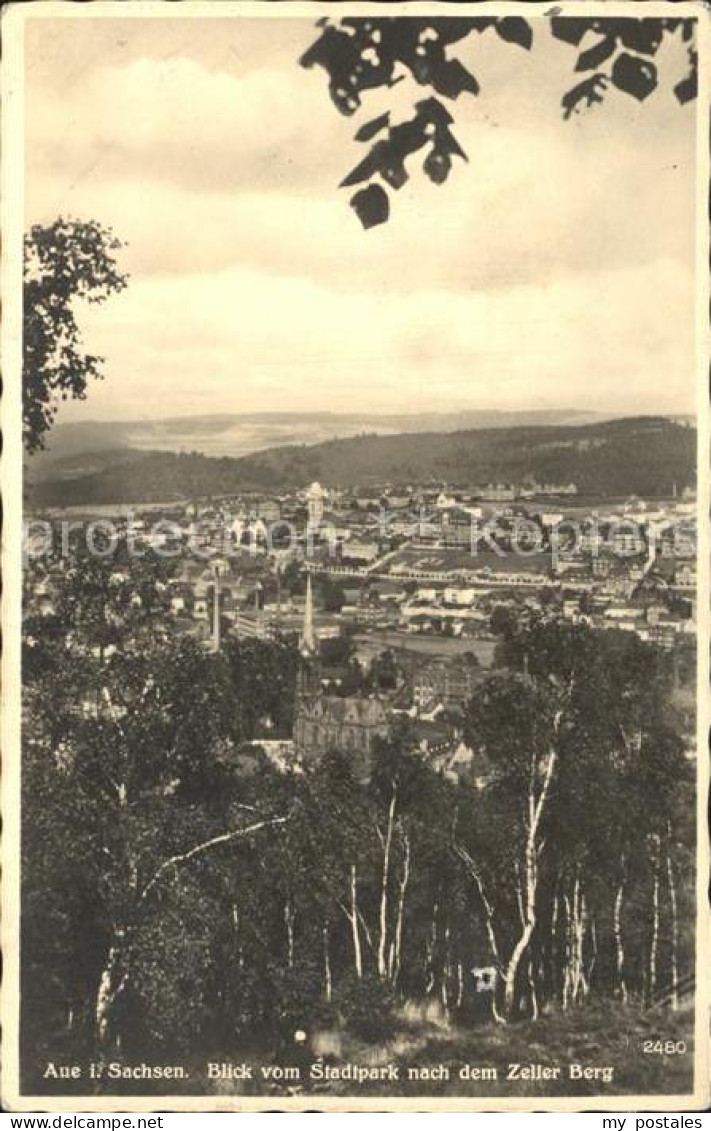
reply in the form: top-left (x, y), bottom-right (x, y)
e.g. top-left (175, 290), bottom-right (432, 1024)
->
top-left (31, 999), bottom-right (693, 1100)
top-left (336, 1000), bottom-right (695, 1099)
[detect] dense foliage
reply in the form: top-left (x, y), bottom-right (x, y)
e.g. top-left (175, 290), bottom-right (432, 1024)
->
top-left (23, 218), bottom-right (128, 454)
top-left (22, 549), bottom-right (695, 1092)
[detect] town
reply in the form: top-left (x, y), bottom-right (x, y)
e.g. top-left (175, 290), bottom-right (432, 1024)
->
top-left (24, 475), bottom-right (697, 783)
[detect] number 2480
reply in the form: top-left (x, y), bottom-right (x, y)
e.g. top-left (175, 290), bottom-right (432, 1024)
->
top-left (642, 1040), bottom-right (687, 1055)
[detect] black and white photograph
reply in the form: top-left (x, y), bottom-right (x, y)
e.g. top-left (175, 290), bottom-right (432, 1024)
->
top-left (1, 0), bottom-right (709, 1113)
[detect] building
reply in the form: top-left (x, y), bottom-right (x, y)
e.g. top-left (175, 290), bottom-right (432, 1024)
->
top-left (479, 483), bottom-right (516, 503)
top-left (252, 499), bottom-right (281, 523)
top-left (306, 482), bottom-right (327, 531)
top-left (441, 507), bottom-right (475, 547)
top-left (443, 586), bottom-right (477, 607)
top-left (233, 612), bottom-right (271, 640)
top-left (294, 695), bottom-right (390, 775)
top-left (410, 658), bottom-right (479, 710)
top-left (342, 539), bottom-right (380, 564)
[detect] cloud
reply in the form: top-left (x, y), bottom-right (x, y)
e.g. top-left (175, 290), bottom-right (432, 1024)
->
top-left (26, 114), bottom-right (693, 298)
top-left (27, 53), bottom-right (347, 196)
top-left (24, 15), bottom-right (698, 421)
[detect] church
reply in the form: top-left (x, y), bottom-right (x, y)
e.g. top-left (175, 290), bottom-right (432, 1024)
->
top-left (293, 573), bottom-right (390, 777)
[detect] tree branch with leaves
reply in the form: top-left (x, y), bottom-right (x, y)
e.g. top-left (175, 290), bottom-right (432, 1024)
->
top-left (301, 15), bottom-right (697, 228)
top-left (23, 217), bottom-right (128, 453)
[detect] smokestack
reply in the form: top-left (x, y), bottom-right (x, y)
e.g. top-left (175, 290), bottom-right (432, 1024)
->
top-left (212, 566), bottom-right (220, 653)
top-left (301, 571), bottom-right (316, 654)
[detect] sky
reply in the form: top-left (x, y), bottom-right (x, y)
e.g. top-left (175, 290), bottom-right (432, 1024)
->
top-left (24, 11), bottom-right (698, 422)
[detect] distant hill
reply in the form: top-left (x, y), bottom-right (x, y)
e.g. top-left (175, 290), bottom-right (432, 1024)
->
top-left (26, 417), bottom-right (695, 508)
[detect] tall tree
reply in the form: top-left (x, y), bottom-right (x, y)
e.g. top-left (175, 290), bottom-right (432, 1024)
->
top-left (23, 217), bottom-right (128, 452)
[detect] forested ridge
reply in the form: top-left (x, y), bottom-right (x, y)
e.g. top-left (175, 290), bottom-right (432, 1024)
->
top-left (28, 417), bottom-right (695, 506)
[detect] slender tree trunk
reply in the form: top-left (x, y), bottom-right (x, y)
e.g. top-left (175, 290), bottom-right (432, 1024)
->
top-left (503, 747), bottom-right (556, 1019)
top-left (284, 898), bottom-right (295, 968)
top-left (323, 922), bottom-right (332, 1003)
top-left (666, 829), bottom-right (679, 1011)
top-left (562, 891), bottom-right (570, 1012)
top-left (550, 884), bottom-right (560, 1003)
top-left (233, 905), bottom-right (245, 971)
top-left (425, 898), bottom-right (438, 996)
top-left (649, 835), bottom-right (661, 1002)
top-left (515, 865), bottom-right (538, 1019)
top-left (504, 866), bottom-right (536, 1017)
top-left (391, 833), bottom-right (410, 990)
top-left (561, 875), bottom-right (587, 1009)
top-left (350, 863), bottom-right (363, 979)
top-left (441, 922), bottom-right (451, 1011)
top-left (377, 788), bottom-right (397, 979)
top-left (564, 873), bottom-right (588, 1005)
top-left (388, 942), bottom-right (396, 983)
top-left (567, 873), bottom-right (592, 999)
top-left (586, 915), bottom-right (597, 990)
top-left (527, 954), bottom-right (539, 1021)
top-left (577, 887), bottom-right (589, 1001)
top-left (95, 932), bottom-right (128, 1049)
top-left (456, 961), bottom-right (464, 1009)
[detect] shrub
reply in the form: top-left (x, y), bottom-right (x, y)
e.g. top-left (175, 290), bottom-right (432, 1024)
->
top-left (333, 973), bottom-right (396, 1043)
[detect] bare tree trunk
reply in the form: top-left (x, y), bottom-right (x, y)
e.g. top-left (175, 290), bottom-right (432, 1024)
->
top-left (323, 922), bottom-right (332, 1003)
top-left (377, 788), bottom-right (397, 979)
top-left (649, 835), bottom-right (661, 1002)
top-left (425, 898), bottom-right (439, 996)
top-left (550, 885), bottom-right (560, 1003)
top-left (527, 955), bottom-right (539, 1021)
top-left (284, 898), bottom-right (295, 968)
top-left (350, 863), bottom-right (363, 979)
top-left (577, 888), bottom-right (589, 1001)
top-left (456, 961), bottom-right (464, 1009)
top-left (586, 915), bottom-right (598, 990)
top-left (391, 832), bottom-right (410, 989)
top-left (233, 905), bottom-right (245, 971)
top-left (613, 865), bottom-right (628, 1004)
top-left (666, 828), bottom-right (679, 1011)
top-left (504, 872), bottom-right (536, 1017)
top-left (503, 747), bottom-right (557, 1019)
top-left (514, 865), bottom-right (525, 926)
top-left (562, 891), bottom-right (571, 1011)
top-left (564, 873), bottom-right (588, 1005)
top-left (95, 933), bottom-right (128, 1049)
top-left (515, 865), bottom-right (538, 1019)
top-left (441, 923), bottom-right (452, 1011)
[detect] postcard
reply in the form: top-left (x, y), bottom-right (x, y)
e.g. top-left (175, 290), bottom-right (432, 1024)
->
top-left (2, 0), bottom-right (709, 1112)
